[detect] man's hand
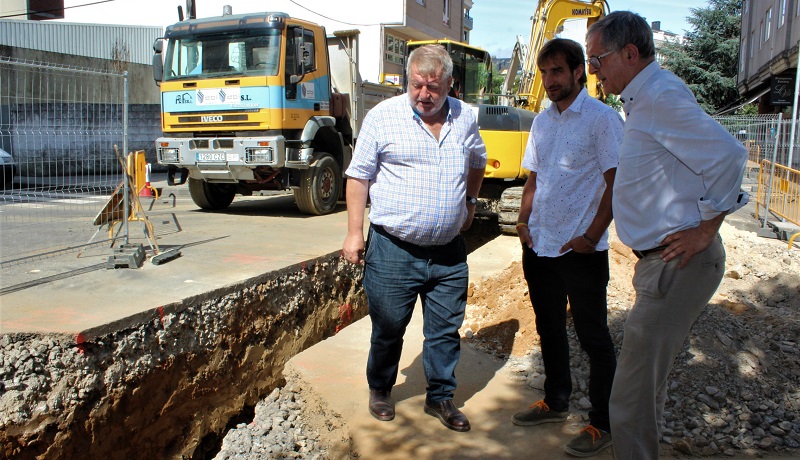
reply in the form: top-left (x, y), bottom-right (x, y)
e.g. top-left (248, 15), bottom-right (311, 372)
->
top-left (560, 234), bottom-right (597, 254)
top-left (660, 213), bottom-right (726, 268)
top-left (461, 205), bottom-right (476, 232)
top-left (517, 225), bottom-right (533, 249)
top-left (342, 233), bottom-right (365, 265)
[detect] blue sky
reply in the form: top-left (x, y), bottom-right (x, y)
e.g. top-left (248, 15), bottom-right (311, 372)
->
top-left (51, 0), bottom-right (699, 59)
top-left (470, 0), bottom-right (699, 57)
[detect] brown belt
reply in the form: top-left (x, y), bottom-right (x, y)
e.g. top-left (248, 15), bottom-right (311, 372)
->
top-left (632, 245), bottom-right (669, 259)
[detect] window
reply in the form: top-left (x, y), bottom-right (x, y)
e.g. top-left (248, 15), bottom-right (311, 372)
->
top-left (443, 0), bottom-right (450, 26)
top-left (163, 29), bottom-right (282, 80)
top-left (759, 21), bottom-right (764, 49)
top-left (743, 0), bottom-right (748, 15)
top-left (779, 0), bottom-right (786, 27)
top-left (750, 29), bottom-right (755, 57)
top-left (765, 8), bottom-right (772, 41)
top-left (385, 34), bottom-right (406, 65)
top-left (416, 0), bottom-right (424, 4)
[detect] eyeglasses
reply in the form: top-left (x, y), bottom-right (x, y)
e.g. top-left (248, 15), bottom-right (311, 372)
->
top-left (586, 50), bottom-right (616, 69)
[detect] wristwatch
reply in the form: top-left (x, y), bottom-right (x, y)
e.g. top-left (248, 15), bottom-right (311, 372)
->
top-left (466, 195), bottom-right (478, 205)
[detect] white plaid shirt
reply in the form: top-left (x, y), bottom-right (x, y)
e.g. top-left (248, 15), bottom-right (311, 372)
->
top-left (346, 94), bottom-right (487, 246)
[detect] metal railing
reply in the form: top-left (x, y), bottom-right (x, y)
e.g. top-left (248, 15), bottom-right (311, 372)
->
top-left (714, 114), bottom-right (800, 248)
top-left (756, 159), bottom-right (800, 227)
top-left (0, 57), bottom-right (128, 267)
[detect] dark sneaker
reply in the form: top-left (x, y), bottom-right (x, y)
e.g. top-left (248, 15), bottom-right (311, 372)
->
top-left (511, 399), bottom-right (568, 426)
top-left (564, 425), bottom-right (612, 457)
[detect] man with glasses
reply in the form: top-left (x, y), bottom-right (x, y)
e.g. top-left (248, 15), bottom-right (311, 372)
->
top-left (586, 12), bottom-right (748, 459)
top-left (511, 38), bottom-right (622, 457)
top-left (342, 44), bottom-right (486, 432)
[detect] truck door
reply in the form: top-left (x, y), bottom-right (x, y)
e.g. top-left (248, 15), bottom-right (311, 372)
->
top-left (284, 26), bottom-right (331, 130)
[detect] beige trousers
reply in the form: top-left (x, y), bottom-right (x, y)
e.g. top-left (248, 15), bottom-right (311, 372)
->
top-left (610, 236), bottom-right (725, 460)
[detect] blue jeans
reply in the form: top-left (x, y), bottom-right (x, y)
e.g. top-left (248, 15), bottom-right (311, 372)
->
top-left (522, 246), bottom-right (617, 432)
top-left (364, 225), bottom-right (469, 403)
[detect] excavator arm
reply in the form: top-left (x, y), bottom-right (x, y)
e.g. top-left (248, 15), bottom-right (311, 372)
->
top-left (515, 0), bottom-right (609, 111)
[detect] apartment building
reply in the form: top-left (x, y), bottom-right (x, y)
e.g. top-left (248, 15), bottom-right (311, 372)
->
top-left (739, 0), bottom-right (800, 112)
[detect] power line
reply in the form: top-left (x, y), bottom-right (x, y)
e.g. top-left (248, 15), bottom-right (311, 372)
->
top-left (0, 0), bottom-right (117, 20)
top-left (288, 0), bottom-right (382, 27)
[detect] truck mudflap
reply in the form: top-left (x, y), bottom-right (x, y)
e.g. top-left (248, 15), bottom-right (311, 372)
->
top-left (167, 166), bottom-right (189, 186)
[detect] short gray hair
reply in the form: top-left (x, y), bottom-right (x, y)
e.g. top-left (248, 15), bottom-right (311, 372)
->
top-left (587, 11), bottom-right (655, 60)
top-left (406, 44), bottom-right (453, 81)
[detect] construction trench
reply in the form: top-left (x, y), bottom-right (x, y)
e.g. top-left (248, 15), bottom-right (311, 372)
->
top-left (0, 251), bottom-right (368, 459)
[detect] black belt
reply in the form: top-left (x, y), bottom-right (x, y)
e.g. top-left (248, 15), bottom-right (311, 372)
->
top-left (632, 245), bottom-right (669, 259)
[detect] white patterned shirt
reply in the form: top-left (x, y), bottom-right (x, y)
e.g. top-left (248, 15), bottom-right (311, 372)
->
top-left (615, 61), bottom-right (748, 250)
top-left (346, 94), bottom-right (487, 246)
top-left (521, 88), bottom-right (623, 257)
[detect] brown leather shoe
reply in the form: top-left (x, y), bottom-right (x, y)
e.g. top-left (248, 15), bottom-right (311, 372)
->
top-left (368, 389), bottom-right (394, 421)
top-left (424, 399), bottom-right (470, 432)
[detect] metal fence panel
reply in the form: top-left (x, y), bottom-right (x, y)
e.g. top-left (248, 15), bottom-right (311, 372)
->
top-left (0, 56), bottom-right (128, 268)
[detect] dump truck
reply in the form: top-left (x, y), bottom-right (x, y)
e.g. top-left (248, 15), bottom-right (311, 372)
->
top-left (152, 6), bottom-right (400, 214)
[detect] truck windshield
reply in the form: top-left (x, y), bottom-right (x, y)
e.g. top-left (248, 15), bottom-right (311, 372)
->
top-left (164, 30), bottom-right (282, 80)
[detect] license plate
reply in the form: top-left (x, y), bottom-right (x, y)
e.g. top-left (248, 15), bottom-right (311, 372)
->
top-left (196, 152), bottom-right (226, 162)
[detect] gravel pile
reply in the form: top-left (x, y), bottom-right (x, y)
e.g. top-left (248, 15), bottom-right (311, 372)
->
top-left (214, 384), bottom-right (328, 460)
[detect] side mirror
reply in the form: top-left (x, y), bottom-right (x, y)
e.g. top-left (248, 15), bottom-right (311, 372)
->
top-left (152, 39), bottom-right (164, 84)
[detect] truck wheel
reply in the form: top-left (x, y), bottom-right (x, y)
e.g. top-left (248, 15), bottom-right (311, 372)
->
top-left (294, 154), bottom-right (342, 215)
top-left (498, 186), bottom-right (524, 235)
top-left (188, 178), bottom-right (236, 210)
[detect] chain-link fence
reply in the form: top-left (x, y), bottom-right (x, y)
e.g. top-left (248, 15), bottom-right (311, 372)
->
top-left (714, 114), bottom-right (800, 235)
top-left (0, 57), bottom-right (128, 269)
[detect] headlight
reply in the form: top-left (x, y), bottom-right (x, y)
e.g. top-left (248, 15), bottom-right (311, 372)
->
top-left (159, 147), bottom-right (180, 163)
top-left (245, 147), bottom-right (274, 163)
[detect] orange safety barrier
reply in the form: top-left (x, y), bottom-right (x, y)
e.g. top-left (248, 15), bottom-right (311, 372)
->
top-left (756, 159), bottom-right (800, 248)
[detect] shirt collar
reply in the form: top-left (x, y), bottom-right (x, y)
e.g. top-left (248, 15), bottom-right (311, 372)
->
top-left (545, 87), bottom-right (589, 117)
top-left (619, 60), bottom-right (660, 107)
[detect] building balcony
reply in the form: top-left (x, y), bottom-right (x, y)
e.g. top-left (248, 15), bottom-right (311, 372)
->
top-left (463, 14), bottom-right (473, 30)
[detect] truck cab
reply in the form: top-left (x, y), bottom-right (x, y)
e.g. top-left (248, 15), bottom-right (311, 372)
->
top-left (153, 9), bottom-right (398, 214)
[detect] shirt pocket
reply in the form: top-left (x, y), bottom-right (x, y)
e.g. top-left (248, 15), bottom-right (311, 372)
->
top-left (553, 136), bottom-right (592, 172)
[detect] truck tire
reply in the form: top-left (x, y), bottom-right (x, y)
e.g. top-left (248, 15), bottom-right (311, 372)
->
top-left (188, 178), bottom-right (236, 210)
top-left (294, 153), bottom-right (342, 215)
top-left (498, 186), bottom-right (523, 235)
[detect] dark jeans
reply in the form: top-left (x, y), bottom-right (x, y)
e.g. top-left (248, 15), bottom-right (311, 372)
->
top-left (522, 246), bottom-right (617, 432)
top-left (364, 225), bottom-right (469, 403)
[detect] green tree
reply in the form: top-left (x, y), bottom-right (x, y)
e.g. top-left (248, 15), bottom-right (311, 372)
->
top-left (659, 0), bottom-right (742, 114)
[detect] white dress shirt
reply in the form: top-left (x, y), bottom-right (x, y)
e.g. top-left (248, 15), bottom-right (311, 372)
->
top-left (615, 61), bottom-right (748, 250)
top-left (521, 88), bottom-right (623, 257)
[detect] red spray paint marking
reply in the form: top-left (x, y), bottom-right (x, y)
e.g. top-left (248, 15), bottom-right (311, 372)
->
top-left (75, 333), bottom-right (86, 354)
top-left (336, 303), bottom-right (353, 333)
top-left (158, 306), bottom-right (165, 324)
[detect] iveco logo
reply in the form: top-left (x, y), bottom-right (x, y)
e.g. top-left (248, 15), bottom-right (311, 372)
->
top-left (202, 115), bottom-right (224, 122)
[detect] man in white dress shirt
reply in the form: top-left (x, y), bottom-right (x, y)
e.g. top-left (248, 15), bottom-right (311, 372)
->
top-left (512, 38), bottom-right (623, 457)
top-left (586, 11), bottom-right (748, 460)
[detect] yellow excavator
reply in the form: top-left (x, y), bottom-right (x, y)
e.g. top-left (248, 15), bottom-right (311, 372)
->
top-left (410, 0), bottom-right (610, 233)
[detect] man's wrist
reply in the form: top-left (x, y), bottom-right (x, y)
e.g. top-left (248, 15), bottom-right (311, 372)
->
top-left (582, 232), bottom-right (599, 247)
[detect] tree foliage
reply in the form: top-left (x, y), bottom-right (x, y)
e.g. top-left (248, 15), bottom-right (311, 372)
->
top-left (659, 0), bottom-right (742, 114)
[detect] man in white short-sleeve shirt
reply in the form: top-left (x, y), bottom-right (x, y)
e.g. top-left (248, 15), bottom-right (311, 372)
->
top-left (512, 38), bottom-right (623, 458)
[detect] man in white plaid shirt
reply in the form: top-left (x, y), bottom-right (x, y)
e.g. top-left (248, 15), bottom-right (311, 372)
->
top-left (342, 44), bottom-right (486, 432)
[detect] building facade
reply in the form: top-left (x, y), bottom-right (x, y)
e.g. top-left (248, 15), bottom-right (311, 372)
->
top-left (738, 0), bottom-right (800, 113)
top-left (264, 0), bottom-right (474, 85)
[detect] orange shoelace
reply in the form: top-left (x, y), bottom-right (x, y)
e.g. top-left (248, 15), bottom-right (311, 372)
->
top-left (581, 425), bottom-right (603, 443)
top-left (528, 400), bottom-right (550, 411)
